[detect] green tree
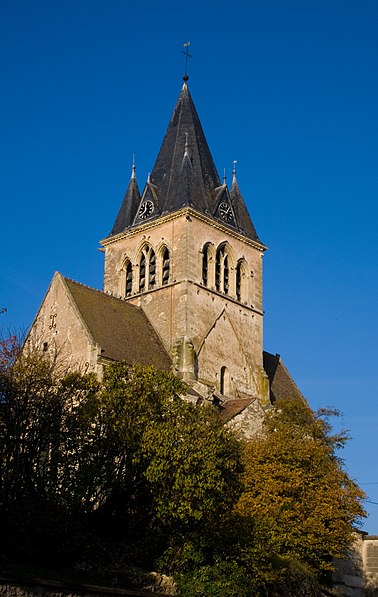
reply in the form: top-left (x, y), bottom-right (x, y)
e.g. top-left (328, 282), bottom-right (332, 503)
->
top-left (93, 363), bottom-right (242, 561)
top-left (0, 353), bottom-right (243, 573)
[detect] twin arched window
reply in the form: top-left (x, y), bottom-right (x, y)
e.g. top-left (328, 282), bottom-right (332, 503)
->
top-left (122, 244), bottom-right (170, 297)
top-left (202, 243), bottom-right (250, 303)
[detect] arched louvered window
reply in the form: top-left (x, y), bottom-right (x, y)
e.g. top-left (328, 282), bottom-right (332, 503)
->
top-left (162, 247), bottom-right (170, 285)
top-left (138, 245), bottom-right (159, 292)
top-left (202, 243), bottom-right (215, 288)
top-left (236, 259), bottom-right (248, 303)
top-left (139, 253), bottom-right (146, 292)
top-left (216, 244), bottom-right (231, 294)
top-left (149, 249), bottom-right (156, 288)
top-left (125, 260), bottom-right (132, 296)
top-left (215, 249), bottom-right (221, 291)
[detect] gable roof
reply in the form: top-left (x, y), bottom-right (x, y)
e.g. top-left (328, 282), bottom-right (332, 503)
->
top-left (64, 278), bottom-right (172, 370)
top-left (108, 80), bottom-right (261, 242)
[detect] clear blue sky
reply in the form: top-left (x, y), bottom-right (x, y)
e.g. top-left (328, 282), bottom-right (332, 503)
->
top-left (1, 1), bottom-right (377, 531)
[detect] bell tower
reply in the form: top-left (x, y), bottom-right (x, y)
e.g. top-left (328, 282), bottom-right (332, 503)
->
top-left (100, 77), bottom-right (269, 405)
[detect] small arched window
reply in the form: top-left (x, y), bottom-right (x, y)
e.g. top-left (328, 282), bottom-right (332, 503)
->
top-left (220, 366), bottom-right (230, 395)
top-left (125, 260), bottom-right (133, 296)
top-left (162, 247), bottom-right (170, 285)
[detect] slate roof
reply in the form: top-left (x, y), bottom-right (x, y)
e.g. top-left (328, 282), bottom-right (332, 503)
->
top-left (111, 167), bottom-right (141, 236)
top-left (263, 351), bottom-right (305, 404)
top-left (64, 278), bottom-right (172, 370)
top-left (109, 80), bottom-right (261, 242)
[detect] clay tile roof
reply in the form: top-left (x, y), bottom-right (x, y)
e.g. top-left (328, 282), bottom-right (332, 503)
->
top-left (64, 278), bottom-right (172, 370)
top-left (263, 351), bottom-right (305, 404)
top-left (219, 398), bottom-right (254, 423)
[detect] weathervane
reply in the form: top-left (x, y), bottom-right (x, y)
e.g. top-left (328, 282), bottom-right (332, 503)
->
top-left (181, 42), bottom-right (192, 80)
top-left (232, 160), bottom-right (237, 183)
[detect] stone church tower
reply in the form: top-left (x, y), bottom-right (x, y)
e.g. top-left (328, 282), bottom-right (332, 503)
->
top-left (26, 76), bottom-right (303, 432)
top-left (101, 77), bottom-right (270, 406)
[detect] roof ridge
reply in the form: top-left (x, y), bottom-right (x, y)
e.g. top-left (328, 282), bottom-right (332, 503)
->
top-left (64, 277), bottom-right (130, 303)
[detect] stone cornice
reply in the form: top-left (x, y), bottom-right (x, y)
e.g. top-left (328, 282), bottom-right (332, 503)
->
top-left (100, 207), bottom-right (268, 252)
top-left (120, 278), bottom-right (264, 317)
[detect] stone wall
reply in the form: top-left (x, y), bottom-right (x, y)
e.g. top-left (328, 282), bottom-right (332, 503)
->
top-left (363, 536), bottom-right (378, 595)
top-left (102, 208), bottom-right (268, 402)
top-left (0, 572), bottom-right (176, 596)
top-left (25, 273), bottom-right (97, 374)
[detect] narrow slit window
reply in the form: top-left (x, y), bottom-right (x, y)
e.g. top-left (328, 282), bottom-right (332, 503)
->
top-left (162, 247), bottom-right (170, 285)
top-left (149, 250), bottom-right (156, 288)
top-left (236, 261), bottom-right (241, 301)
top-left (139, 253), bottom-right (146, 292)
top-left (220, 366), bottom-right (230, 395)
top-left (215, 250), bottom-right (221, 291)
top-left (223, 255), bottom-right (229, 294)
top-left (202, 246), bottom-right (208, 286)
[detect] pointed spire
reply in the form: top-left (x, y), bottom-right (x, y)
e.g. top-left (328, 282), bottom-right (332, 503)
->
top-left (148, 81), bottom-right (221, 214)
top-left (223, 168), bottom-right (227, 185)
top-left (229, 162), bottom-right (260, 242)
top-left (109, 82), bottom-right (262, 243)
top-left (110, 159), bottom-right (141, 235)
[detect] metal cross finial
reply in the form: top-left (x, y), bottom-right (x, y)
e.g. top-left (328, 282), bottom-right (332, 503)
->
top-left (131, 154), bottom-right (136, 179)
top-left (181, 42), bottom-right (192, 79)
top-left (223, 168), bottom-right (227, 184)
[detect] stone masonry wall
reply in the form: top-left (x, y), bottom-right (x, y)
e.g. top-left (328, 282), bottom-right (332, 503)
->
top-left (26, 273), bottom-right (98, 374)
top-left (102, 209), bottom-right (267, 399)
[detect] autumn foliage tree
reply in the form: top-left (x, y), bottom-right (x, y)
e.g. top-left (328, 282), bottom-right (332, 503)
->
top-left (236, 396), bottom-right (366, 575)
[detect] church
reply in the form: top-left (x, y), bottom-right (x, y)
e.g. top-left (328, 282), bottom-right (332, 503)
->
top-left (26, 75), bottom-right (303, 435)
